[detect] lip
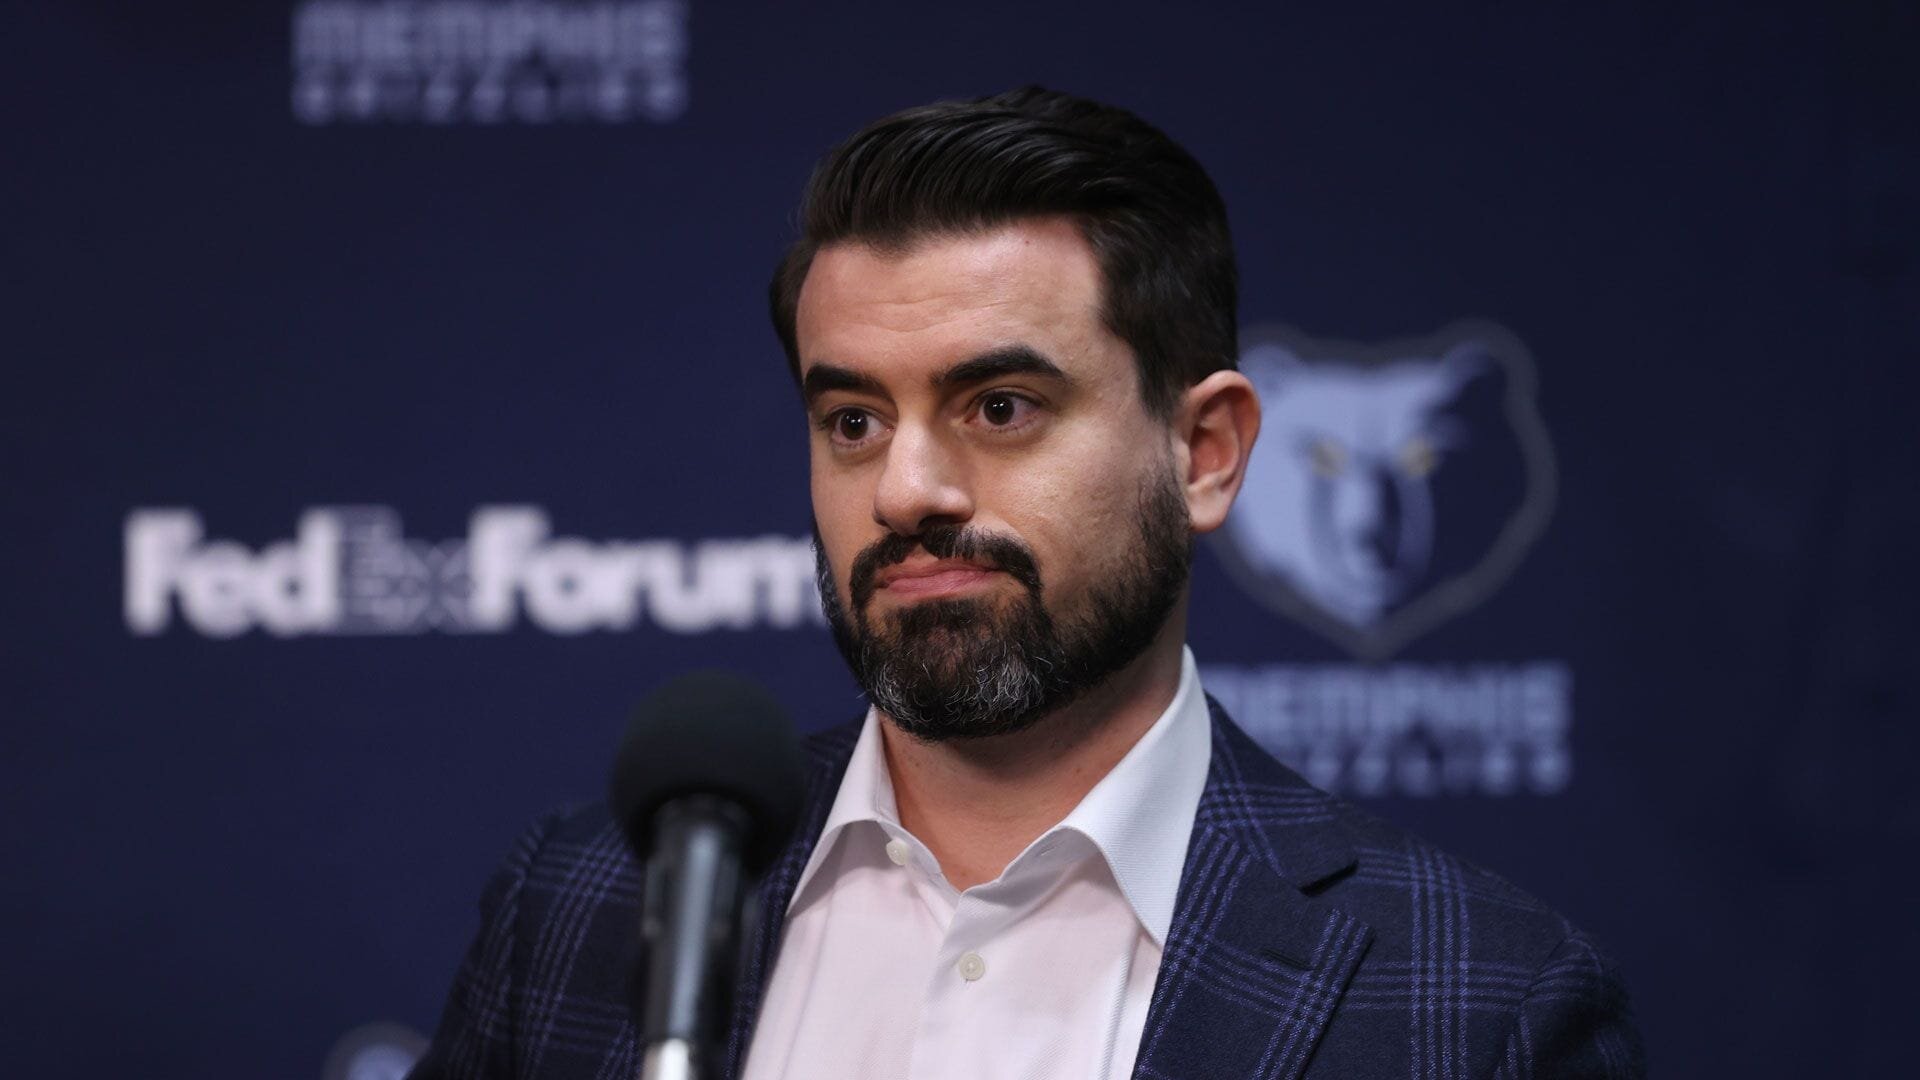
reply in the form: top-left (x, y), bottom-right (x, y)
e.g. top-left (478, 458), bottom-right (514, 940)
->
top-left (875, 559), bottom-right (1001, 599)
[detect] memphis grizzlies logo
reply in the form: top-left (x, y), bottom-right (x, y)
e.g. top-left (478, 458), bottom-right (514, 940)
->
top-left (1215, 321), bottom-right (1556, 659)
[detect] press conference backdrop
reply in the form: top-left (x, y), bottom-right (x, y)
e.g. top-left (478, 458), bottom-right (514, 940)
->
top-left (3, 2), bottom-right (1914, 1077)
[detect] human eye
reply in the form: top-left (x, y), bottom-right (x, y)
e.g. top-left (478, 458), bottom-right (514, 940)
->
top-left (818, 406), bottom-right (888, 450)
top-left (969, 390), bottom-right (1043, 434)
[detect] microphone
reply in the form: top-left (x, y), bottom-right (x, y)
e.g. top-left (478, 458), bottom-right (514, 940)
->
top-left (608, 671), bottom-right (805, 1080)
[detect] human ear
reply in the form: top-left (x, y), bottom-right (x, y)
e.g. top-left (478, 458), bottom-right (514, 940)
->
top-left (1171, 369), bottom-right (1261, 534)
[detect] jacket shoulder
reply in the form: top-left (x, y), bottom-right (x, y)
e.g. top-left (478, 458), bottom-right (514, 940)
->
top-left (409, 803), bottom-right (640, 1079)
top-left (1210, 710), bottom-right (1644, 1075)
top-left (1208, 702), bottom-right (1595, 966)
top-left (1326, 795), bottom-right (1585, 959)
top-left (1328, 798), bottom-right (1642, 1062)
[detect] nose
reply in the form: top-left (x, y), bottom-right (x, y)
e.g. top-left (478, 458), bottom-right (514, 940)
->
top-left (872, 422), bottom-right (973, 535)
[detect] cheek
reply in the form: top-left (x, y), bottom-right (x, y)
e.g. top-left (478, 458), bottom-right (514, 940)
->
top-left (810, 468), bottom-right (869, 593)
top-left (992, 430), bottom-right (1164, 583)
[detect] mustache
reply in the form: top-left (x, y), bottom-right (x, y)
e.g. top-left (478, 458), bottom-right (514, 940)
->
top-left (849, 525), bottom-right (1044, 611)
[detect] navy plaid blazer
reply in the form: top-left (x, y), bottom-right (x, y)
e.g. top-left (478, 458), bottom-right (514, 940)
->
top-left (411, 701), bottom-right (1645, 1079)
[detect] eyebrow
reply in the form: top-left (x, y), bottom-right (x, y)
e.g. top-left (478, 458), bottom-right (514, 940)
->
top-left (800, 364), bottom-right (885, 407)
top-left (933, 345), bottom-right (1070, 390)
top-left (801, 345), bottom-right (1071, 409)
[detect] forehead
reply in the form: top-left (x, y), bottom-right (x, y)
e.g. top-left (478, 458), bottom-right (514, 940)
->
top-left (794, 217), bottom-right (1118, 384)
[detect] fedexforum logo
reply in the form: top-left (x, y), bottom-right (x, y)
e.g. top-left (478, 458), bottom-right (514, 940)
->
top-left (124, 507), bottom-right (820, 637)
top-left (292, 1), bottom-right (690, 124)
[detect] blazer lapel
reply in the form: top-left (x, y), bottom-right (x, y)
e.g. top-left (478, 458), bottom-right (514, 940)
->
top-left (720, 721), bottom-right (862, 1079)
top-left (1132, 700), bottom-right (1374, 1080)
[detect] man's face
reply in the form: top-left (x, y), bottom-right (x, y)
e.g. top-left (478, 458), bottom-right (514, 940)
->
top-left (796, 217), bottom-right (1191, 740)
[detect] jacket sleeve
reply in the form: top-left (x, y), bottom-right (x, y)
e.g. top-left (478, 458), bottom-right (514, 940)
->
top-left (1489, 929), bottom-right (1648, 1080)
top-left (407, 815), bottom-right (557, 1080)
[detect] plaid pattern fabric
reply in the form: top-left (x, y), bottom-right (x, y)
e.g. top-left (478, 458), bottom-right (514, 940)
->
top-left (410, 701), bottom-right (1644, 1079)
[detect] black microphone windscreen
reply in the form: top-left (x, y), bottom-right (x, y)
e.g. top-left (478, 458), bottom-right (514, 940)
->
top-left (607, 670), bottom-right (805, 873)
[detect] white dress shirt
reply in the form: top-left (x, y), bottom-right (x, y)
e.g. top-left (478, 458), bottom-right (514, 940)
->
top-left (739, 648), bottom-right (1213, 1080)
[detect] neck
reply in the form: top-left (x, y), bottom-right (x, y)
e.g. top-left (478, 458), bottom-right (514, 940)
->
top-left (877, 605), bottom-right (1188, 891)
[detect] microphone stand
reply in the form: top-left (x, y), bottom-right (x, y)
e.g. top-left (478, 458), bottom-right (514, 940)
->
top-left (638, 796), bottom-right (751, 1080)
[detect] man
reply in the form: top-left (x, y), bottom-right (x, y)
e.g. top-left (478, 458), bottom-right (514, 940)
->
top-left (411, 87), bottom-right (1644, 1079)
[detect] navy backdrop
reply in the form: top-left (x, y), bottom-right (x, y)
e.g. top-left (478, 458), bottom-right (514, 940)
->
top-left (4, 2), bottom-right (1916, 1077)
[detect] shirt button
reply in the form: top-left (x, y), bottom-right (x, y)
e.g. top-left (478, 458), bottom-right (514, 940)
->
top-left (956, 952), bottom-right (986, 981)
top-left (884, 839), bottom-right (910, 866)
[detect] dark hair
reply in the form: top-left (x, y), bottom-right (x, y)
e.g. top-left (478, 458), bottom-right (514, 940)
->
top-left (769, 86), bottom-right (1238, 419)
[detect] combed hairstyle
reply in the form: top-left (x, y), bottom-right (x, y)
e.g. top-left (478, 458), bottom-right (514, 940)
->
top-left (769, 86), bottom-right (1238, 419)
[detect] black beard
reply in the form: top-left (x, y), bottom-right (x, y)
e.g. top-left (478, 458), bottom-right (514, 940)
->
top-left (815, 470), bottom-right (1191, 742)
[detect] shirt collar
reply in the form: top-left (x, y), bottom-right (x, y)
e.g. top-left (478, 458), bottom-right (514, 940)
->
top-left (1052, 646), bottom-right (1210, 947)
top-left (789, 647), bottom-right (1213, 949)
top-left (785, 702), bottom-right (897, 907)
